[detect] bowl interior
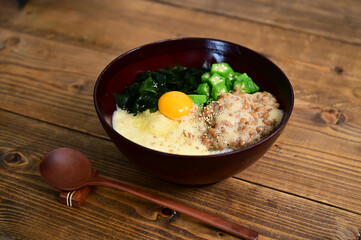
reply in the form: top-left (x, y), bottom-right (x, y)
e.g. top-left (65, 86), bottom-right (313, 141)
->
top-left (95, 38), bottom-right (293, 129)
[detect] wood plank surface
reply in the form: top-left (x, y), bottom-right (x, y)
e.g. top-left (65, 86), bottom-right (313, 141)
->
top-left (1, 0), bottom-right (360, 110)
top-left (1, 109), bottom-right (360, 240)
top-left (0, 0), bottom-right (361, 239)
top-left (160, 0), bottom-right (361, 45)
top-left (0, 27), bottom-right (114, 138)
top-left (0, 0), bottom-right (360, 214)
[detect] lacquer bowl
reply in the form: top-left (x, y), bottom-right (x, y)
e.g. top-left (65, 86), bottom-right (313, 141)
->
top-left (94, 38), bottom-right (294, 186)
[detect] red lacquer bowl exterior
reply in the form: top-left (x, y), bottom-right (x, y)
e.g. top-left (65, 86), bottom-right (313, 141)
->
top-left (94, 38), bottom-right (294, 186)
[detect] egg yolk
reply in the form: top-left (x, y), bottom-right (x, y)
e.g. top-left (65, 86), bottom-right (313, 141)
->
top-left (158, 91), bottom-right (193, 119)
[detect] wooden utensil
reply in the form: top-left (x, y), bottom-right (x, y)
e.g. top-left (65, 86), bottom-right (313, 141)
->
top-left (59, 169), bottom-right (98, 208)
top-left (39, 148), bottom-right (258, 240)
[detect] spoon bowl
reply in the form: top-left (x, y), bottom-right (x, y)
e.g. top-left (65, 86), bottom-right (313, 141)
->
top-left (39, 148), bottom-right (259, 240)
top-left (40, 148), bottom-right (92, 190)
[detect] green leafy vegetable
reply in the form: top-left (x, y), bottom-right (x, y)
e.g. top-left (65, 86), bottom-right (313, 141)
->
top-left (114, 63), bottom-right (209, 115)
top-left (114, 61), bottom-right (260, 115)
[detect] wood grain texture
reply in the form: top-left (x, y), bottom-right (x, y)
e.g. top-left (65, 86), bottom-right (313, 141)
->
top-left (0, 28), bottom-right (114, 138)
top-left (1, 0), bottom-right (360, 108)
top-left (0, 0), bottom-right (361, 239)
top-left (0, 0), bottom-right (360, 214)
top-left (159, 0), bottom-right (361, 45)
top-left (0, 109), bottom-right (360, 240)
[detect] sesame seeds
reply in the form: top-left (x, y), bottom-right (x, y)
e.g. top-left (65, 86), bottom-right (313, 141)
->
top-left (112, 90), bottom-right (283, 155)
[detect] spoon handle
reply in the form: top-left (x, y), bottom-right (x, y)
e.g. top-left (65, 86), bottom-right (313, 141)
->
top-left (88, 176), bottom-right (258, 240)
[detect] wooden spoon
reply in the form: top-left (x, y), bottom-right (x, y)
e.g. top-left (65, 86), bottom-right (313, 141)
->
top-left (39, 148), bottom-right (258, 240)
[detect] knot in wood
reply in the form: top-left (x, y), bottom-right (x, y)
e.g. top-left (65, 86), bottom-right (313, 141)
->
top-left (0, 150), bottom-right (28, 168)
top-left (317, 108), bottom-right (345, 125)
top-left (71, 83), bottom-right (84, 90)
top-left (332, 66), bottom-right (344, 75)
top-left (159, 207), bottom-right (178, 222)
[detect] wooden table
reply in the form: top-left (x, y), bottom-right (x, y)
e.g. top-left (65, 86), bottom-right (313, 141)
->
top-left (1, 0), bottom-right (360, 239)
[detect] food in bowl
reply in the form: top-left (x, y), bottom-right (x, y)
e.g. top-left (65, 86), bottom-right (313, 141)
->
top-left (112, 62), bottom-right (283, 155)
top-left (94, 38), bottom-right (294, 185)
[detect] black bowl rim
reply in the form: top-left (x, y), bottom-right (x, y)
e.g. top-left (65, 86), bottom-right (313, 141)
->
top-left (94, 37), bottom-right (294, 158)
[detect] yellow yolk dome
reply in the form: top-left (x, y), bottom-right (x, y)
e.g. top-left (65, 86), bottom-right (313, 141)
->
top-left (158, 91), bottom-right (193, 119)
